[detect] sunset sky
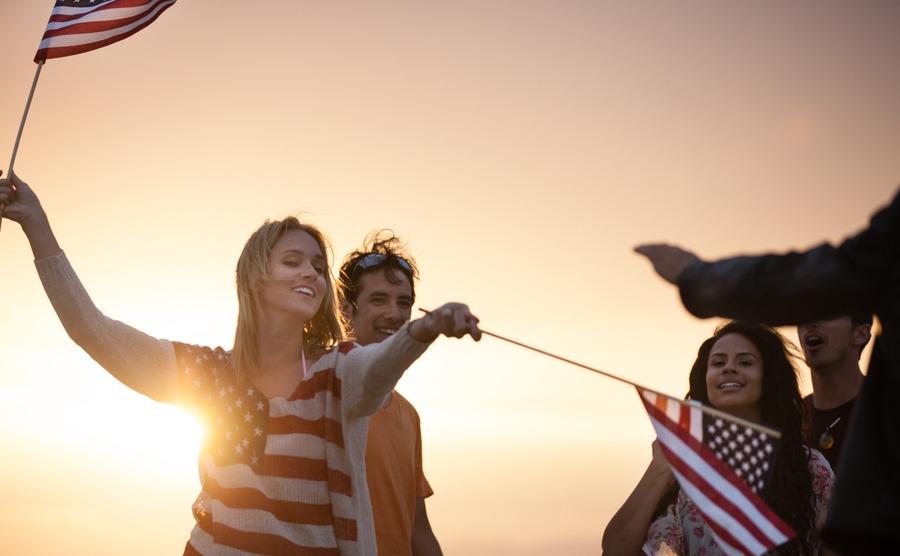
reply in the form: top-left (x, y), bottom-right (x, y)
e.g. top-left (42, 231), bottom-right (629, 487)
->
top-left (1, 2), bottom-right (899, 555)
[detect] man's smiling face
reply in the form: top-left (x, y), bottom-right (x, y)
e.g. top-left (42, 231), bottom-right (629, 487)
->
top-left (343, 268), bottom-right (413, 346)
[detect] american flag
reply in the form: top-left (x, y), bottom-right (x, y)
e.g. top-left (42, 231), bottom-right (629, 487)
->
top-left (34, 0), bottom-right (176, 63)
top-left (638, 387), bottom-right (796, 556)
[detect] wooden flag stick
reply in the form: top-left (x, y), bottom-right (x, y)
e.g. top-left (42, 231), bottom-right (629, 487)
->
top-left (1, 61), bottom-right (44, 232)
top-left (417, 307), bottom-right (781, 436)
top-left (417, 307), bottom-right (656, 392)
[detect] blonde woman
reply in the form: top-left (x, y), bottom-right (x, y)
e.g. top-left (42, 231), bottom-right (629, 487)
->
top-left (1, 172), bottom-right (481, 556)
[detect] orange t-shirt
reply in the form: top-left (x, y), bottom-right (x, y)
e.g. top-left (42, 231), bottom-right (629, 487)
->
top-left (366, 390), bottom-right (434, 556)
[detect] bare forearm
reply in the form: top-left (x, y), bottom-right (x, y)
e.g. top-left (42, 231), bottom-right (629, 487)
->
top-left (602, 461), bottom-right (673, 556)
top-left (411, 498), bottom-right (442, 556)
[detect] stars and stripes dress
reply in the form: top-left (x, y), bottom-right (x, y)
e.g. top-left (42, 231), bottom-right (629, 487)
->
top-left (36, 252), bottom-right (430, 555)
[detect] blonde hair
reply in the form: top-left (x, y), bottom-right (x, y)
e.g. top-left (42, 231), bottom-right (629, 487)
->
top-left (231, 217), bottom-right (343, 382)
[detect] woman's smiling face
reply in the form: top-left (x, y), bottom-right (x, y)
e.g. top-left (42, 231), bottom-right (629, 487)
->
top-left (258, 229), bottom-right (327, 324)
top-left (705, 332), bottom-right (764, 421)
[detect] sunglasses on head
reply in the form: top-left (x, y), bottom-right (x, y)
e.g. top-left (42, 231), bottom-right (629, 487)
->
top-left (352, 253), bottom-right (412, 274)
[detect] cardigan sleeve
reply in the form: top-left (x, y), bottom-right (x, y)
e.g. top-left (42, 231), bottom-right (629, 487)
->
top-left (35, 251), bottom-right (180, 403)
top-left (338, 323), bottom-right (431, 419)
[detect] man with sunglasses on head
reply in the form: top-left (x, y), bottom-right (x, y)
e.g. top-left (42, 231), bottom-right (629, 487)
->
top-left (797, 313), bottom-right (872, 473)
top-left (338, 231), bottom-right (443, 556)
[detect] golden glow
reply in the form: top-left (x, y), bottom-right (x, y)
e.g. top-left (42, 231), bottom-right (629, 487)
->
top-left (1, 2), bottom-right (898, 555)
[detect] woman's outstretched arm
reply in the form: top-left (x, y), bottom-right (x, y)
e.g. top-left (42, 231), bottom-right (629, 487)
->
top-left (1, 173), bottom-right (179, 403)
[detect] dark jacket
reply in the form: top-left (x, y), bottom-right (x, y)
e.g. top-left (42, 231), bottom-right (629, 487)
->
top-left (677, 187), bottom-right (900, 554)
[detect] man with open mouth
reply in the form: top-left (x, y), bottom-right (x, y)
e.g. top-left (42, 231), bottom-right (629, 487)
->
top-left (797, 313), bottom-right (872, 472)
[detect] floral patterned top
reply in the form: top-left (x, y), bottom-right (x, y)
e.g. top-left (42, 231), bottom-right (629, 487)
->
top-left (643, 449), bottom-right (834, 555)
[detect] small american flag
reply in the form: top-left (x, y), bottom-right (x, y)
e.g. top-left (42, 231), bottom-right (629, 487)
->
top-left (638, 387), bottom-right (796, 556)
top-left (34, 0), bottom-right (176, 63)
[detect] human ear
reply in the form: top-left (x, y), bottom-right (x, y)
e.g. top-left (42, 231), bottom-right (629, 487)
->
top-left (852, 323), bottom-right (872, 348)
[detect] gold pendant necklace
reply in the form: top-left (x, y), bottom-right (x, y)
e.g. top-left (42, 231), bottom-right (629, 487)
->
top-left (818, 417), bottom-right (841, 450)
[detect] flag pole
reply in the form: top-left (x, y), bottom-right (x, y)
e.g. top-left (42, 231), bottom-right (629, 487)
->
top-left (419, 308), bottom-right (782, 435)
top-left (1, 60), bottom-right (44, 232)
top-left (483, 326), bottom-right (655, 390)
top-left (418, 307), bottom-right (657, 392)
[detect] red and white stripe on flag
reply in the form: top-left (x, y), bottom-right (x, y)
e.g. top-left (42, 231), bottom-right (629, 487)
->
top-left (34, 0), bottom-right (176, 63)
top-left (637, 387), bottom-right (796, 556)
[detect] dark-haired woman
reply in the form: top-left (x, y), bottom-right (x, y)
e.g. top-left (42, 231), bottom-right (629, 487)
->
top-left (602, 321), bottom-right (834, 555)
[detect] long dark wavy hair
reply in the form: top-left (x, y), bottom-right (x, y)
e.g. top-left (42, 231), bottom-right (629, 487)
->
top-left (655, 321), bottom-right (817, 555)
